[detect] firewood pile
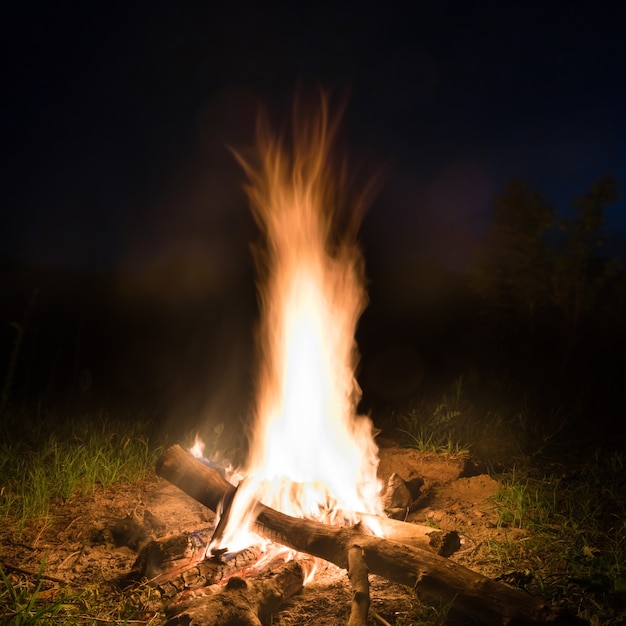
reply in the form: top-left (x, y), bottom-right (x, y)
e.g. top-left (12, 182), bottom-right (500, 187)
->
top-left (121, 445), bottom-right (587, 626)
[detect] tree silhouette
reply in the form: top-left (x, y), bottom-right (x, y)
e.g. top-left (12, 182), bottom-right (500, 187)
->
top-left (551, 176), bottom-right (620, 361)
top-left (469, 176), bottom-right (621, 381)
top-left (469, 180), bottom-right (555, 368)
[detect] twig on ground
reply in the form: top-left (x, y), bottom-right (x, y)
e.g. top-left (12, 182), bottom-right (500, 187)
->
top-left (370, 608), bottom-right (393, 626)
top-left (0, 561), bottom-right (67, 584)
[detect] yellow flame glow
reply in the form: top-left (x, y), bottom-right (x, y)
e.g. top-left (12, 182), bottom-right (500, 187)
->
top-left (214, 100), bottom-right (382, 551)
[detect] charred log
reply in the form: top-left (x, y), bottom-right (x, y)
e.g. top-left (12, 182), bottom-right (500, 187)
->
top-left (163, 558), bottom-right (304, 626)
top-left (124, 532), bottom-right (267, 601)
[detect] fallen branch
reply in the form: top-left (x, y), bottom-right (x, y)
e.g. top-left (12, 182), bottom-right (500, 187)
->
top-left (347, 545), bottom-right (369, 626)
top-left (0, 561), bottom-right (67, 585)
top-left (156, 444), bottom-right (588, 626)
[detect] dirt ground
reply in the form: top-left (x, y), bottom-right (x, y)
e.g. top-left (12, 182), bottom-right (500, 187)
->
top-left (0, 443), bottom-right (524, 625)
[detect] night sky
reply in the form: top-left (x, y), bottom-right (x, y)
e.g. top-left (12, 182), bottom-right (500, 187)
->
top-left (4, 1), bottom-right (625, 276)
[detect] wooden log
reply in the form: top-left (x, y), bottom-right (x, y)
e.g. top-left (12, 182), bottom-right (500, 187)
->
top-left (156, 445), bottom-right (588, 626)
top-left (163, 558), bottom-right (304, 626)
top-left (124, 532), bottom-right (267, 600)
top-left (156, 444), bottom-right (459, 557)
top-left (155, 444), bottom-right (235, 512)
top-left (358, 512), bottom-right (460, 557)
top-left (346, 544), bottom-right (369, 626)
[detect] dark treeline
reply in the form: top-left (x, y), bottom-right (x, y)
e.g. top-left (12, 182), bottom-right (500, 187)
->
top-left (1, 176), bottom-right (624, 444)
top-left (468, 177), bottom-right (624, 422)
top-left (359, 175), bottom-right (625, 444)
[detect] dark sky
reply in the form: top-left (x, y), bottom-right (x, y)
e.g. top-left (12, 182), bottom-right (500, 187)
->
top-left (3, 1), bottom-right (625, 273)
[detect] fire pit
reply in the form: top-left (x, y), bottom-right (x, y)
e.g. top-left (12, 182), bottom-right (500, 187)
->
top-left (150, 444), bottom-right (582, 626)
top-left (135, 101), bottom-right (584, 626)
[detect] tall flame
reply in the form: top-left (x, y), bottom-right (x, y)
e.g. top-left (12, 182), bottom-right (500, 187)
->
top-left (215, 101), bottom-right (381, 551)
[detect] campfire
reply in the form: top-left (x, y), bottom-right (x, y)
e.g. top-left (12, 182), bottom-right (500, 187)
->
top-left (207, 99), bottom-right (382, 556)
top-left (137, 102), bottom-right (585, 626)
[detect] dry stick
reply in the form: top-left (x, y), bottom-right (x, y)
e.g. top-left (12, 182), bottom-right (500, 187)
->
top-left (0, 562), bottom-right (67, 584)
top-left (156, 444), bottom-right (588, 626)
top-left (370, 609), bottom-right (393, 626)
top-left (346, 545), bottom-right (369, 626)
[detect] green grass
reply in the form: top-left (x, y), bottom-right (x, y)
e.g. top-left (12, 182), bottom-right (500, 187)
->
top-left (396, 426), bottom-right (471, 456)
top-left (0, 560), bottom-right (163, 625)
top-left (489, 452), bottom-right (626, 625)
top-left (0, 411), bottom-right (163, 530)
top-left (0, 557), bottom-right (67, 625)
top-left (388, 377), bottom-right (625, 623)
top-left (0, 409), bottom-right (165, 624)
top-left (392, 375), bottom-right (489, 456)
top-left (388, 374), bottom-right (575, 462)
top-left (1, 396), bottom-right (624, 624)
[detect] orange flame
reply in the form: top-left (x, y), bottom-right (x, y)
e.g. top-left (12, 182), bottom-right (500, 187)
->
top-left (214, 99), bottom-right (382, 552)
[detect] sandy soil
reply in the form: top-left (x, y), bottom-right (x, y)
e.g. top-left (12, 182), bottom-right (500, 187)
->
top-left (0, 444), bottom-right (521, 625)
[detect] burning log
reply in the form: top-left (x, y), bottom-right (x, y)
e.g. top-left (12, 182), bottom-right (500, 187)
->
top-left (156, 445), bottom-right (587, 626)
top-left (125, 533), bottom-right (267, 601)
top-left (156, 444), bottom-right (459, 557)
top-left (163, 558), bottom-right (305, 626)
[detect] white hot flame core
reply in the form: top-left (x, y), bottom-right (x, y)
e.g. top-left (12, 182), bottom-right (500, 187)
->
top-left (214, 102), bottom-right (382, 552)
top-left (189, 434), bottom-right (205, 460)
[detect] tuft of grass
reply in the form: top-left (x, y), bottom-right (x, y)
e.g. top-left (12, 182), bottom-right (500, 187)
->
top-left (393, 376), bottom-right (474, 456)
top-left (0, 560), bottom-right (162, 625)
top-left (488, 452), bottom-right (626, 625)
top-left (386, 373), bottom-right (574, 462)
top-left (0, 411), bottom-right (163, 530)
top-left (397, 427), bottom-right (471, 456)
top-left (388, 375), bottom-right (625, 623)
top-left (0, 409), bottom-right (166, 624)
top-left (0, 558), bottom-right (69, 625)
